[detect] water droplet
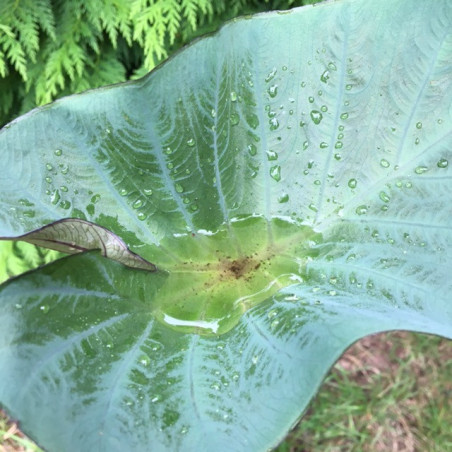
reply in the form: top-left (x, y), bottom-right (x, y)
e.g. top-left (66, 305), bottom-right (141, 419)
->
top-left (51, 190), bottom-right (60, 205)
top-left (246, 113), bottom-right (259, 129)
top-left (340, 112), bottom-right (349, 120)
top-left (380, 159), bottom-right (390, 168)
top-left (139, 355), bottom-right (150, 367)
top-left (269, 118), bottom-right (279, 131)
top-left (230, 113), bottom-right (240, 126)
top-left (247, 143), bottom-right (257, 156)
top-left (267, 309), bottom-right (277, 319)
top-left (60, 200), bottom-right (71, 210)
top-left (270, 165), bottom-right (281, 181)
top-left (301, 81), bottom-right (306, 88)
top-left (335, 141), bottom-right (343, 149)
top-left (320, 70), bottom-right (330, 83)
top-left (355, 205), bottom-right (368, 215)
top-left (186, 138), bottom-right (195, 147)
top-left (190, 203), bottom-right (198, 212)
top-left (308, 96), bottom-right (315, 103)
top-left (119, 188), bottom-right (128, 196)
top-left (60, 185), bottom-right (68, 192)
top-left (45, 176), bottom-right (52, 184)
top-left (320, 142), bottom-right (328, 149)
top-left (310, 110), bottom-right (323, 125)
top-left (415, 138), bottom-right (420, 145)
top-left (334, 153), bottom-right (342, 160)
top-left (266, 150), bottom-right (278, 161)
top-left (54, 149), bottom-right (63, 156)
top-left (437, 158), bottom-right (448, 168)
top-left (348, 178), bottom-right (357, 189)
top-left (313, 179), bottom-right (321, 185)
top-left (267, 85), bottom-right (278, 98)
top-left (416, 121), bottom-right (422, 129)
top-left (133, 199), bottom-right (143, 209)
top-left (137, 212), bottom-right (147, 221)
top-left (346, 253), bottom-right (356, 263)
top-left (46, 163), bottom-right (53, 171)
top-left (308, 203), bottom-right (318, 212)
top-left (321, 105), bottom-right (328, 112)
top-left (230, 91), bottom-right (237, 102)
top-left (303, 141), bottom-right (309, 150)
top-left (210, 109), bottom-right (216, 118)
top-left (328, 62), bottom-right (337, 71)
top-left (414, 165), bottom-right (428, 174)
top-left (144, 188), bottom-right (153, 196)
top-left (175, 183), bottom-right (184, 193)
top-left (379, 191), bottom-right (390, 203)
top-left (278, 193), bottom-right (289, 203)
top-left (40, 304), bottom-right (50, 314)
top-left (265, 67), bottom-right (277, 82)
top-left (346, 84), bottom-right (352, 90)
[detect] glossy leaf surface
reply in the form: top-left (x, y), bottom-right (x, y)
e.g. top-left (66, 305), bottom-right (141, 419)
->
top-left (1, 0), bottom-right (452, 450)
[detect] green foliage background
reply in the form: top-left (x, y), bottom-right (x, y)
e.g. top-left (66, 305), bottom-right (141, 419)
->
top-left (0, 0), bottom-right (321, 282)
top-left (0, 0), bottom-right (321, 127)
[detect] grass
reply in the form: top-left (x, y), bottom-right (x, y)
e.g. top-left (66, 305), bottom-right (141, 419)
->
top-left (277, 331), bottom-right (452, 452)
top-left (0, 413), bottom-right (41, 452)
top-left (1, 331), bottom-right (450, 451)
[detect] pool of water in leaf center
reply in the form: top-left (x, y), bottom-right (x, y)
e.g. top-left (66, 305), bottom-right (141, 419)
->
top-left (147, 216), bottom-right (320, 335)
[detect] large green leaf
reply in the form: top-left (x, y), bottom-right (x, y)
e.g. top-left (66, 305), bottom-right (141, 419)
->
top-left (1, 0), bottom-right (451, 450)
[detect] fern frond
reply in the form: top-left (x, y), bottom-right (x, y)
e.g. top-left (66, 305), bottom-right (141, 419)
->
top-left (164, 0), bottom-right (182, 45)
top-left (13, 6), bottom-right (40, 62)
top-left (14, 241), bottom-right (42, 269)
top-left (197, 0), bottom-right (214, 17)
top-left (71, 47), bottom-right (126, 93)
top-left (181, 0), bottom-right (210, 30)
top-left (0, 24), bottom-right (27, 80)
top-left (0, 241), bottom-right (63, 284)
top-left (34, 0), bottom-right (56, 40)
top-left (0, 49), bottom-right (6, 78)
